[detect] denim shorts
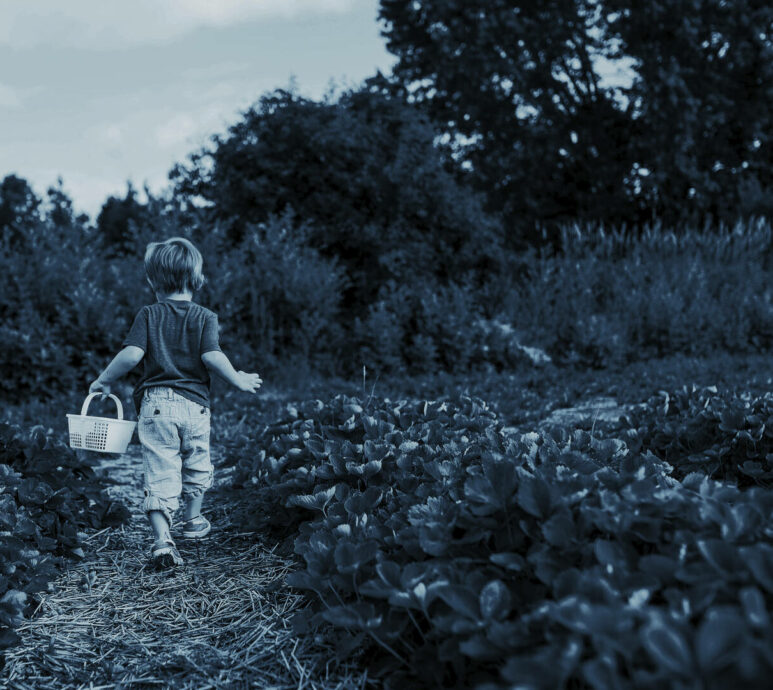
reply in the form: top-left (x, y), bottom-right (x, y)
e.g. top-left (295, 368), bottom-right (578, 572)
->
top-left (137, 386), bottom-right (214, 527)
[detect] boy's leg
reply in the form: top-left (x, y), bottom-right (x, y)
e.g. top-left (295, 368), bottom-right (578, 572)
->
top-left (138, 407), bottom-right (183, 539)
top-left (148, 510), bottom-right (172, 542)
top-left (184, 493), bottom-right (204, 522)
top-left (180, 405), bottom-right (213, 536)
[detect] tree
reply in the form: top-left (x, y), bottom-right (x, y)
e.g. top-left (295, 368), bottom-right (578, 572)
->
top-left (605, 0), bottom-right (773, 224)
top-left (0, 175), bottom-right (41, 245)
top-left (378, 0), bottom-right (640, 244)
top-left (171, 87), bottom-right (503, 311)
top-left (379, 1), bottom-right (773, 236)
top-left (45, 177), bottom-right (88, 229)
top-left (96, 182), bottom-right (149, 256)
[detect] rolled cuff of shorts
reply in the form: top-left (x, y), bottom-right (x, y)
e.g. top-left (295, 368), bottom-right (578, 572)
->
top-left (142, 494), bottom-right (175, 527)
top-left (182, 469), bottom-right (214, 498)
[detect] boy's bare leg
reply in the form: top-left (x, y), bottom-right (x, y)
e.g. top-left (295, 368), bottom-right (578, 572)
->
top-left (184, 494), bottom-right (203, 522)
top-left (148, 510), bottom-right (171, 542)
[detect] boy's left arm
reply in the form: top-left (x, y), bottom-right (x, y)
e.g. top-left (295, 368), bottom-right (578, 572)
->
top-left (89, 346), bottom-right (145, 396)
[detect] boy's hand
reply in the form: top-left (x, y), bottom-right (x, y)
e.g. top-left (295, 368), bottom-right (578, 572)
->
top-left (236, 371), bottom-right (262, 394)
top-left (89, 378), bottom-right (111, 397)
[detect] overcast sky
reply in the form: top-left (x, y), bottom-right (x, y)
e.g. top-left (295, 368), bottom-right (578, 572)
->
top-left (0, 1), bottom-right (394, 218)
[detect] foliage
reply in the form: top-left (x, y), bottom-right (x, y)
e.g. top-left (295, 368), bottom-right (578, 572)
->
top-left (0, 208), bottom-right (139, 400)
top-left (171, 87), bottom-right (503, 312)
top-left (200, 213), bottom-right (349, 373)
top-left (96, 182), bottom-right (155, 257)
top-left (379, 0), bottom-right (773, 238)
top-left (0, 424), bottom-right (129, 652)
top-left (604, 0), bottom-right (773, 225)
top-left (350, 280), bottom-right (537, 375)
top-left (620, 385), bottom-right (773, 488)
top-left (379, 0), bottom-right (637, 243)
top-left (229, 392), bottom-right (773, 688)
top-left (498, 222), bottom-right (773, 367)
top-left (0, 175), bottom-right (42, 246)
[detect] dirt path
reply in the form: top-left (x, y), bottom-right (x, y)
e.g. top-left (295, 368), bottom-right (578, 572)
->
top-left (1, 448), bottom-right (371, 690)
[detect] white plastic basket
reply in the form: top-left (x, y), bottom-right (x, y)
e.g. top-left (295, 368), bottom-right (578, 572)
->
top-left (66, 393), bottom-right (137, 453)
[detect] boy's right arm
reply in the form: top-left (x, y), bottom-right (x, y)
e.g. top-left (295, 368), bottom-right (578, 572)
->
top-left (201, 351), bottom-right (262, 393)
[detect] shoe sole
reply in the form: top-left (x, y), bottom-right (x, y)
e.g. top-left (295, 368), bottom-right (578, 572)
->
top-left (152, 549), bottom-right (183, 569)
top-left (182, 522), bottom-right (211, 539)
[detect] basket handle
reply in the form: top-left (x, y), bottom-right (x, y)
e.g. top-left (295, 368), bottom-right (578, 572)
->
top-left (80, 393), bottom-right (124, 420)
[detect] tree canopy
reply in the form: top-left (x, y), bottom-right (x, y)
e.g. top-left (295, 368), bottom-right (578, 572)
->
top-left (379, 0), bottom-right (773, 240)
top-left (172, 87), bottom-right (503, 310)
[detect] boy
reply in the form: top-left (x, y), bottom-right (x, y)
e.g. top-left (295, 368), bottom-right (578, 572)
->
top-left (89, 237), bottom-right (261, 569)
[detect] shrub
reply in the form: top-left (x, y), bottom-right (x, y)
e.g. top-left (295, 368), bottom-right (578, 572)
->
top-left (199, 213), bottom-right (348, 374)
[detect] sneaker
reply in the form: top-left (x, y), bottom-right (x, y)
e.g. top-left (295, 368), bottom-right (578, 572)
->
top-left (151, 539), bottom-right (184, 569)
top-left (182, 515), bottom-right (211, 539)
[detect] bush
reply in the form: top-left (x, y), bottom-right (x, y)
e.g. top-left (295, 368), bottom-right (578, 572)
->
top-left (351, 280), bottom-right (535, 376)
top-left (199, 212), bottom-right (348, 374)
top-left (171, 87), bottom-right (503, 313)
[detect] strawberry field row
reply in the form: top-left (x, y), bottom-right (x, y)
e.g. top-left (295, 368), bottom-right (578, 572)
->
top-left (229, 389), bottom-right (773, 689)
top-left (0, 425), bottom-right (129, 656)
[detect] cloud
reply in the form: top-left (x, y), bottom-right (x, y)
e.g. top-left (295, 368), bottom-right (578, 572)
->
top-left (0, 83), bottom-right (22, 108)
top-left (0, 0), bottom-right (358, 49)
top-left (154, 113), bottom-right (199, 150)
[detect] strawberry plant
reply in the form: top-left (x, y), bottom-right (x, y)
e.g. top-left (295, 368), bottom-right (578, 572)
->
top-left (232, 393), bottom-right (773, 688)
top-left (619, 385), bottom-right (773, 486)
top-left (0, 423), bottom-right (129, 654)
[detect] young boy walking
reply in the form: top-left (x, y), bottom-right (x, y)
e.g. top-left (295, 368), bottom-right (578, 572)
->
top-left (89, 237), bottom-right (262, 569)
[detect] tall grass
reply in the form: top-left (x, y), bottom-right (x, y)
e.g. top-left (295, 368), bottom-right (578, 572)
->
top-left (497, 220), bottom-right (773, 367)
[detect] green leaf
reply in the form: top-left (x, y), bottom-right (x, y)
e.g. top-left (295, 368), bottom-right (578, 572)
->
top-left (479, 580), bottom-right (510, 621)
top-left (542, 509), bottom-right (575, 548)
top-left (286, 486), bottom-right (336, 512)
top-left (17, 478), bottom-right (53, 506)
top-left (345, 459), bottom-right (383, 478)
top-left (418, 523), bottom-right (451, 557)
top-left (516, 474), bottom-right (552, 519)
top-left (695, 607), bottom-right (746, 673)
top-left (334, 540), bottom-right (379, 574)
top-left (490, 552), bottom-right (526, 572)
top-left (0, 627), bottom-right (20, 649)
top-left (740, 544), bottom-right (773, 593)
top-left (376, 560), bottom-right (401, 588)
top-left (285, 571), bottom-right (322, 591)
top-left (697, 539), bottom-right (738, 577)
top-left (321, 603), bottom-right (383, 630)
top-left (740, 587), bottom-right (769, 629)
top-left (640, 621), bottom-right (693, 676)
top-left (436, 584), bottom-right (480, 620)
top-left (456, 634), bottom-right (490, 659)
top-left (344, 487), bottom-right (383, 515)
top-left (593, 539), bottom-right (630, 570)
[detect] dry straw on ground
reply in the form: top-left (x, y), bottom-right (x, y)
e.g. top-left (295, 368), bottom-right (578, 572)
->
top-left (0, 450), bottom-right (374, 690)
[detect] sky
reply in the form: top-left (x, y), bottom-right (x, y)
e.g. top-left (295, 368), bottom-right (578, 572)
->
top-left (0, 1), bottom-right (395, 218)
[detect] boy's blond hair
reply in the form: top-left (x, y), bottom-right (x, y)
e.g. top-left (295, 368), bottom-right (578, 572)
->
top-left (145, 237), bottom-right (206, 294)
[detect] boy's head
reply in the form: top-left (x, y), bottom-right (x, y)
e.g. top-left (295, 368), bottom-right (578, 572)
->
top-left (144, 237), bottom-right (205, 295)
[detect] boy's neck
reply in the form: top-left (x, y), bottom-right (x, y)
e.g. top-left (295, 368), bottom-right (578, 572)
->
top-left (157, 291), bottom-right (193, 302)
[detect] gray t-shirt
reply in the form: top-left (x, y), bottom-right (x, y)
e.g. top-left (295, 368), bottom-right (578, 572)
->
top-left (122, 299), bottom-right (221, 414)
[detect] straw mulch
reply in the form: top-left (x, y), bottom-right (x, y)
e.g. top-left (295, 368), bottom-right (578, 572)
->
top-left (0, 449), bottom-right (374, 690)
